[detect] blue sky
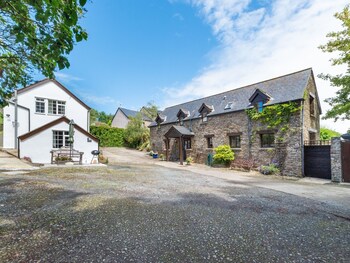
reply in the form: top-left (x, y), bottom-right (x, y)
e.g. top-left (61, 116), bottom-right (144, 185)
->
top-left (56, 0), bottom-right (217, 112)
top-left (54, 0), bottom-right (350, 132)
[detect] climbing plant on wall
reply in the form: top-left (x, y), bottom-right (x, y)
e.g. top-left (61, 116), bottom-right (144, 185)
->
top-left (246, 102), bottom-right (301, 134)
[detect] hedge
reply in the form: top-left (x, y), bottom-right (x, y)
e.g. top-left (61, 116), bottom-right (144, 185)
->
top-left (90, 126), bottom-right (125, 147)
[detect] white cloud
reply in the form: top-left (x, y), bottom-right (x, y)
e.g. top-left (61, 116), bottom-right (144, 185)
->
top-left (173, 12), bottom-right (185, 21)
top-left (55, 72), bottom-right (83, 83)
top-left (77, 91), bottom-right (119, 106)
top-left (164, 0), bottom-right (350, 133)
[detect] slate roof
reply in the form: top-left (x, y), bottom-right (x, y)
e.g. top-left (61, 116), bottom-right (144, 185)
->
top-left (150, 68), bottom-right (316, 127)
top-left (119, 108), bottom-right (153, 121)
top-left (165, 126), bottom-right (195, 138)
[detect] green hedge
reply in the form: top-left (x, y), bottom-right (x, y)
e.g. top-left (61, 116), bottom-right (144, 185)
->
top-left (90, 126), bottom-right (125, 147)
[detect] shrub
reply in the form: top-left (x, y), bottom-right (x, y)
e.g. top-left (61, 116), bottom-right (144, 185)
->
top-left (186, 156), bottom-right (193, 165)
top-left (124, 113), bottom-right (150, 149)
top-left (231, 158), bottom-right (256, 171)
top-left (90, 126), bottom-right (124, 147)
top-left (213, 145), bottom-right (234, 165)
top-left (138, 141), bottom-right (150, 151)
top-left (55, 156), bottom-right (72, 162)
top-left (260, 163), bottom-right (280, 175)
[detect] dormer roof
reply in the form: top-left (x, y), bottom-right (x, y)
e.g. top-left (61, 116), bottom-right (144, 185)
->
top-left (176, 108), bottom-right (189, 119)
top-left (198, 103), bottom-right (213, 113)
top-left (155, 113), bottom-right (166, 124)
top-left (248, 89), bottom-right (271, 104)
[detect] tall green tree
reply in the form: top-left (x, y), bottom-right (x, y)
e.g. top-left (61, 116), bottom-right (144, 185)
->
top-left (0, 0), bottom-right (88, 105)
top-left (319, 5), bottom-right (350, 121)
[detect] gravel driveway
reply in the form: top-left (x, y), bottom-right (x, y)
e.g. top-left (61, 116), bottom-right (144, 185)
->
top-left (0, 150), bottom-right (349, 262)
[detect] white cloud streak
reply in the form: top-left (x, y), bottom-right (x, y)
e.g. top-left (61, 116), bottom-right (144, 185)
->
top-left (55, 72), bottom-right (83, 83)
top-left (165, 0), bottom-right (350, 132)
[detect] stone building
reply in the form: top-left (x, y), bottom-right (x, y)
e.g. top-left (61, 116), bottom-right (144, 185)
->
top-left (149, 68), bottom-right (321, 176)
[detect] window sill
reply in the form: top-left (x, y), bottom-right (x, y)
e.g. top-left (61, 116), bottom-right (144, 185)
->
top-left (231, 148), bottom-right (241, 151)
top-left (259, 147), bottom-right (275, 150)
top-left (35, 112), bottom-right (46, 115)
top-left (200, 122), bottom-right (208, 125)
top-left (47, 113), bottom-right (65, 116)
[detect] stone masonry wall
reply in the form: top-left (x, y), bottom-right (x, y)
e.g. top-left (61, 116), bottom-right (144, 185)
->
top-left (330, 137), bottom-right (342, 182)
top-left (150, 108), bottom-right (304, 176)
top-left (303, 76), bottom-right (321, 141)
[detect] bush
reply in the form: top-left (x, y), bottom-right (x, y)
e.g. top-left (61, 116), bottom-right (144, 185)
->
top-left (186, 156), bottom-right (193, 165)
top-left (213, 145), bottom-right (234, 165)
top-left (231, 158), bottom-right (256, 171)
top-left (124, 113), bottom-right (150, 149)
top-left (90, 126), bottom-right (124, 147)
top-left (260, 164), bottom-right (280, 175)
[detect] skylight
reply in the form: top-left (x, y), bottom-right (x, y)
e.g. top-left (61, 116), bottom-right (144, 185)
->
top-left (224, 102), bottom-right (233, 110)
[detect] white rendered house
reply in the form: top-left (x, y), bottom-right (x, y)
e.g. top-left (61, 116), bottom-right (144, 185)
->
top-left (2, 79), bottom-right (99, 164)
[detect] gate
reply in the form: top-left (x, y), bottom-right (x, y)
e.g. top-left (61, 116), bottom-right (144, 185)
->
top-left (304, 140), bottom-right (331, 179)
top-left (342, 141), bottom-right (350, 182)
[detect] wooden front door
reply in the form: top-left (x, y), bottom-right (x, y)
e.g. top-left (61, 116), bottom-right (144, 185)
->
top-left (342, 141), bottom-right (350, 182)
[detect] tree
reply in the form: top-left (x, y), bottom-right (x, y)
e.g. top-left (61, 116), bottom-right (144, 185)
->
top-left (141, 102), bottom-right (159, 120)
top-left (319, 5), bottom-right (350, 121)
top-left (0, 0), bottom-right (88, 106)
top-left (320, 127), bottom-right (341, 140)
top-left (89, 109), bottom-right (113, 126)
top-left (124, 113), bottom-right (149, 148)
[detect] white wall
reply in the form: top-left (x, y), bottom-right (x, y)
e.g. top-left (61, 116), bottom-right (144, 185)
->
top-left (19, 121), bottom-right (98, 164)
top-left (3, 104), bottom-right (30, 148)
top-left (111, 109), bottom-right (129, 128)
top-left (17, 81), bottom-right (89, 131)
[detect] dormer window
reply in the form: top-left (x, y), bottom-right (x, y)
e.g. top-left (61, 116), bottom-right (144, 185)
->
top-left (257, 101), bottom-right (263, 113)
top-left (155, 113), bottom-right (166, 128)
top-left (198, 103), bottom-right (213, 123)
top-left (179, 116), bottom-right (184, 126)
top-left (249, 89), bottom-right (271, 113)
top-left (176, 109), bottom-right (189, 126)
top-left (202, 112), bottom-right (208, 122)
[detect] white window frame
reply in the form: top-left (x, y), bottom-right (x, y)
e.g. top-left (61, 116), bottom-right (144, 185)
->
top-left (48, 99), bottom-right (66, 115)
top-left (52, 130), bottom-right (69, 149)
top-left (35, 98), bottom-right (45, 114)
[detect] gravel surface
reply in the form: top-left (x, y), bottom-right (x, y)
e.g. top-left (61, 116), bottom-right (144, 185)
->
top-left (0, 164), bottom-right (349, 262)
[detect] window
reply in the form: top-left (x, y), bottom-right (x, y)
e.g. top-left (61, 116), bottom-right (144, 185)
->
top-left (179, 116), bottom-right (184, 126)
top-left (309, 95), bottom-right (315, 116)
top-left (202, 112), bottom-right (208, 122)
top-left (260, 133), bottom-right (275, 148)
top-left (35, 98), bottom-right (45, 113)
top-left (184, 138), bottom-right (191, 149)
top-left (309, 132), bottom-right (316, 142)
top-left (207, 136), bottom-right (213, 148)
top-left (257, 101), bottom-right (264, 113)
top-left (52, 131), bottom-right (69, 148)
top-left (48, 100), bottom-right (66, 115)
top-left (229, 135), bottom-right (241, 148)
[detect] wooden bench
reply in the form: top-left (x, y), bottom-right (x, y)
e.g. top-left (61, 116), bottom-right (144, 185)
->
top-left (50, 147), bottom-right (84, 165)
